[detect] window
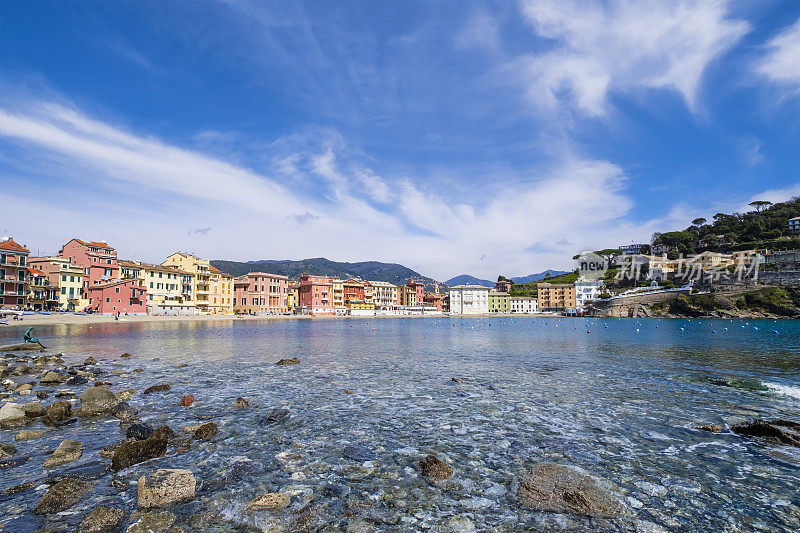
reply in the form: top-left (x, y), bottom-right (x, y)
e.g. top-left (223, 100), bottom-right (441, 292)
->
top-left (105, 297), bottom-right (110, 303)
top-left (61, 287), bottom-right (66, 295)
top-left (115, 287), bottom-right (120, 293)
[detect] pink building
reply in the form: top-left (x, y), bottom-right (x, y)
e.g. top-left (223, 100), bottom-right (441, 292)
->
top-left (87, 279), bottom-right (146, 315)
top-left (0, 237), bottom-right (30, 309)
top-left (406, 279), bottom-right (425, 305)
top-left (59, 239), bottom-right (119, 301)
top-left (233, 272), bottom-right (289, 314)
top-left (298, 274), bottom-right (335, 315)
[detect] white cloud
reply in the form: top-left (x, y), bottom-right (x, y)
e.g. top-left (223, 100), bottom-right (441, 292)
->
top-left (0, 98), bottom-right (674, 280)
top-left (755, 18), bottom-right (800, 94)
top-left (517, 0), bottom-right (749, 116)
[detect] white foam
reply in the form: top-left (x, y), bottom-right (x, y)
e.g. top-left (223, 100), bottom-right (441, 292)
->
top-left (766, 382), bottom-right (800, 400)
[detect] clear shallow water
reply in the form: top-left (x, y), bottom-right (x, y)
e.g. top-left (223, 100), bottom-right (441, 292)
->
top-left (2, 317), bottom-right (800, 531)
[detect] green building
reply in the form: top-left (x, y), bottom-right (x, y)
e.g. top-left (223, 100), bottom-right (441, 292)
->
top-left (488, 290), bottom-right (510, 313)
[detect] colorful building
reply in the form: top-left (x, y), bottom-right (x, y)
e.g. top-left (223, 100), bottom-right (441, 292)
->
top-left (343, 278), bottom-right (374, 313)
top-left (537, 282), bottom-right (576, 313)
top-left (400, 284), bottom-right (417, 306)
top-left (59, 239), bottom-right (118, 301)
top-left (423, 287), bottom-right (445, 312)
top-left (162, 252), bottom-right (211, 313)
top-left (405, 279), bottom-right (425, 306)
top-left (233, 272), bottom-right (289, 314)
top-left (488, 290), bottom-right (510, 313)
top-left (87, 278), bottom-right (147, 315)
top-left (0, 237), bottom-right (30, 309)
top-left (510, 296), bottom-right (538, 314)
top-left (448, 285), bottom-right (489, 314)
top-left (119, 260), bottom-right (197, 315)
top-left (287, 281), bottom-right (298, 313)
top-left (370, 281), bottom-right (398, 310)
top-left (298, 274), bottom-right (336, 315)
top-left (26, 268), bottom-right (58, 310)
top-left (208, 266), bottom-right (234, 314)
top-left (574, 279), bottom-right (603, 312)
top-left (29, 256), bottom-right (85, 310)
top-left (332, 278), bottom-right (345, 314)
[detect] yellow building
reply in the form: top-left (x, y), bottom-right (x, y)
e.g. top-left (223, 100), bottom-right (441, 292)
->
top-left (162, 252), bottom-right (211, 313)
top-left (119, 260), bottom-right (196, 315)
top-left (370, 281), bottom-right (399, 309)
top-left (401, 285), bottom-right (417, 306)
top-left (208, 266), bottom-right (234, 314)
top-left (537, 282), bottom-right (576, 313)
top-left (287, 281), bottom-right (298, 312)
top-left (29, 256), bottom-right (86, 310)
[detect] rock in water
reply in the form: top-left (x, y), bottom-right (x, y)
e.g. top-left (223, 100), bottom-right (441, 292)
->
top-left (343, 444), bottom-right (376, 462)
top-left (15, 429), bottom-right (46, 441)
top-left (67, 375), bottom-right (89, 386)
top-left (144, 384), bottom-right (170, 394)
top-left (24, 401), bottom-right (45, 417)
top-left (246, 492), bottom-right (291, 510)
top-left (193, 421), bottom-right (218, 440)
top-left (125, 511), bottom-right (175, 533)
top-left (80, 386), bottom-right (119, 414)
top-left (127, 423), bottom-right (154, 441)
top-left (233, 397), bottom-right (250, 409)
top-left (33, 478), bottom-right (94, 514)
top-left (116, 389), bottom-right (137, 401)
top-left (111, 427), bottom-right (171, 471)
top-left (77, 505), bottom-right (125, 533)
top-left (732, 419), bottom-right (800, 446)
top-left (180, 394), bottom-right (194, 407)
top-left (518, 463), bottom-right (624, 518)
top-left (43, 401), bottom-right (72, 426)
top-left (43, 439), bottom-right (83, 468)
top-left (84, 357), bottom-right (98, 366)
top-left (137, 468), bottom-right (196, 508)
top-left (696, 424), bottom-right (722, 433)
top-left (0, 402), bottom-right (26, 426)
top-left (419, 454), bottom-right (453, 480)
top-left (111, 401), bottom-right (138, 423)
top-left (40, 371), bottom-right (63, 384)
top-left (0, 443), bottom-right (15, 459)
top-left (264, 408), bottom-right (290, 424)
top-left (275, 358), bottom-right (300, 365)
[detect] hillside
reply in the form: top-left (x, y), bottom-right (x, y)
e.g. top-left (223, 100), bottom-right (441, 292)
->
top-left (210, 257), bottom-right (439, 287)
top-left (509, 271), bottom-right (579, 297)
top-left (444, 274), bottom-right (494, 287)
top-left (512, 270), bottom-right (568, 283)
top-left (652, 196), bottom-right (800, 257)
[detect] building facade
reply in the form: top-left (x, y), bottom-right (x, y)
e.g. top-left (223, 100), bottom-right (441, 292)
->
top-left (0, 238), bottom-right (30, 309)
top-left (574, 279), bottom-right (603, 312)
top-left (162, 252), bottom-right (211, 313)
top-left (448, 284), bottom-right (489, 314)
top-left (29, 256), bottom-right (85, 310)
top-left (87, 278), bottom-right (147, 315)
top-left (510, 296), bottom-right (538, 314)
top-left (208, 266), bottom-right (234, 314)
top-left (233, 272), bottom-right (290, 314)
top-left (26, 268), bottom-right (58, 310)
top-left (119, 260), bottom-right (197, 315)
top-left (59, 239), bottom-right (118, 301)
top-left (298, 274), bottom-right (336, 315)
top-left (788, 217), bottom-right (800, 235)
top-left (537, 282), bottom-right (576, 313)
top-left (370, 281), bottom-right (398, 310)
top-left (488, 290), bottom-right (510, 313)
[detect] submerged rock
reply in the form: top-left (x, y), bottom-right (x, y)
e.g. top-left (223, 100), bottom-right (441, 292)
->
top-left (40, 371), bottom-right (63, 384)
top-left (127, 423), bottom-right (154, 441)
top-left (15, 429), bottom-right (46, 441)
top-left (144, 384), bottom-right (170, 394)
top-left (696, 424), bottom-right (722, 433)
top-left (112, 401), bottom-right (138, 423)
top-left (193, 421), bottom-right (218, 441)
top-left (137, 468), bottom-right (196, 508)
top-left (43, 439), bottom-right (83, 468)
top-left (33, 478), bottom-right (94, 514)
top-left (116, 389), bottom-right (137, 401)
top-left (125, 511), bottom-right (175, 533)
top-left (111, 426), bottom-right (172, 471)
top-left (67, 375), bottom-right (89, 386)
top-left (344, 444), bottom-right (376, 462)
top-left (0, 443), bottom-right (15, 459)
top-left (246, 492), bottom-right (291, 510)
top-left (264, 408), bottom-right (290, 424)
top-left (732, 419), bottom-right (800, 446)
top-left (43, 400), bottom-right (72, 426)
top-left (24, 401), bottom-right (45, 417)
top-left (233, 397), bottom-right (250, 409)
top-left (84, 357), bottom-right (98, 366)
top-left (517, 463), bottom-right (625, 518)
top-left (419, 454), bottom-right (452, 480)
top-left (77, 505), bottom-right (125, 533)
top-left (275, 358), bottom-right (300, 366)
top-left (80, 386), bottom-right (119, 414)
top-left (0, 402), bottom-right (26, 426)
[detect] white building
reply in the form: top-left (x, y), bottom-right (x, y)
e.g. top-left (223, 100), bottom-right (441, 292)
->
top-left (448, 284), bottom-right (489, 315)
top-left (574, 279), bottom-right (603, 311)
top-left (510, 296), bottom-right (538, 314)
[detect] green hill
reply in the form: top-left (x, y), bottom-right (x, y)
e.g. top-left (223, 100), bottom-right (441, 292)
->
top-left (509, 271), bottom-right (579, 297)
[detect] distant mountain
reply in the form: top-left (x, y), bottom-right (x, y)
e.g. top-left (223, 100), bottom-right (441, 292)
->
top-left (511, 270), bottom-right (569, 283)
top-left (210, 257), bottom-right (439, 287)
top-left (444, 274), bottom-right (494, 287)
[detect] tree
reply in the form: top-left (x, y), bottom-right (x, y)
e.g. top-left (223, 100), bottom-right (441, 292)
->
top-left (640, 244), bottom-right (651, 255)
top-left (749, 200), bottom-right (773, 212)
top-left (692, 218), bottom-right (706, 226)
top-left (595, 248), bottom-right (623, 262)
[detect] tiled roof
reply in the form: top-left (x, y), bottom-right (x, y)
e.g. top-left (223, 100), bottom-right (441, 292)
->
top-left (0, 238), bottom-right (29, 253)
top-left (118, 259), bottom-right (191, 276)
top-left (27, 268), bottom-right (45, 276)
top-left (74, 238), bottom-right (115, 250)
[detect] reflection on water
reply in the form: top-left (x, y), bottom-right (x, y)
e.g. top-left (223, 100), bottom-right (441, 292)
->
top-left (2, 317), bottom-right (800, 531)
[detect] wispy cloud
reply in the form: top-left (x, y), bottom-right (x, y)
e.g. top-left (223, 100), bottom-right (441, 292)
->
top-left (755, 17), bottom-right (800, 96)
top-left (188, 226), bottom-right (212, 236)
top-left (516, 0), bottom-right (749, 116)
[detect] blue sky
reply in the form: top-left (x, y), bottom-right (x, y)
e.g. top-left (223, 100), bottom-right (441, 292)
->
top-left (0, 0), bottom-right (798, 280)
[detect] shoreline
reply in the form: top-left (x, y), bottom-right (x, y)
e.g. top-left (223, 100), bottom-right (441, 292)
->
top-left (1, 311), bottom-right (793, 327)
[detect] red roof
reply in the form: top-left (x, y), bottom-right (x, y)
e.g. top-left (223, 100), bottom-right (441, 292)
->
top-left (27, 268), bottom-right (45, 276)
top-left (74, 238), bottom-right (115, 250)
top-left (0, 238), bottom-right (29, 253)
